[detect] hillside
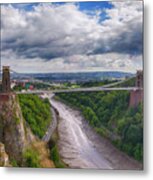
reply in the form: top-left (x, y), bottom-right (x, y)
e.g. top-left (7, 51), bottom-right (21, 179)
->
top-left (12, 71), bottom-right (134, 82)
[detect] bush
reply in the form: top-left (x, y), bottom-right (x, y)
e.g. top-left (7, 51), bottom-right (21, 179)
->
top-left (134, 144), bottom-right (143, 161)
top-left (50, 145), bottom-right (65, 168)
top-left (95, 127), bottom-right (109, 138)
top-left (10, 159), bottom-right (19, 167)
top-left (23, 148), bottom-right (41, 168)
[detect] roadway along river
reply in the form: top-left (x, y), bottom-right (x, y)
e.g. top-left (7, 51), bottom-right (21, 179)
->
top-left (50, 96), bottom-right (142, 170)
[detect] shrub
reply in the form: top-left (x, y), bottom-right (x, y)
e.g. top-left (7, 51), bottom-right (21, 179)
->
top-left (23, 148), bottom-right (41, 168)
top-left (50, 145), bottom-right (65, 168)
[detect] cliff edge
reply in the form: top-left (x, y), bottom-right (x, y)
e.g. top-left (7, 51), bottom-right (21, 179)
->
top-left (0, 93), bottom-right (54, 168)
top-left (0, 93), bottom-right (29, 163)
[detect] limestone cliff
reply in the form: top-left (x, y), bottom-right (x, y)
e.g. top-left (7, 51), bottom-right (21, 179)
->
top-left (0, 93), bottom-right (33, 164)
top-left (0, 93), bottom-right (54, 168)
top-left (0, 142), bottom-right (10, 167)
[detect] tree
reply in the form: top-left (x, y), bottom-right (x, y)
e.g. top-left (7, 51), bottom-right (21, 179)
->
top-left (124, 124), bottom-right (142, 144)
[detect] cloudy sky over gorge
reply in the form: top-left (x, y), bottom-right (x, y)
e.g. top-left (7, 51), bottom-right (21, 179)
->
top-left (1, 1), bottom-right (143, 73)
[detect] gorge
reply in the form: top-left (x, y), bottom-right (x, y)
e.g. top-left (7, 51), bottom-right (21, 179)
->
top-left (50, 96), bottom-right (142, 170)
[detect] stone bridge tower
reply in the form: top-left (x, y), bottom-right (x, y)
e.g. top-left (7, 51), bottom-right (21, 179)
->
top-left (129, 70), bottom-right (143, 108)
top-left (2, 66), bottom-right (10, 93)
top-left (136, 70), bottom-right (143, 88)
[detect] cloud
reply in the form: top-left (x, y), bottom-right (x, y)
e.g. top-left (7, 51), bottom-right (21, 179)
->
top-left (2, 49), bottom-right (142, 73)
top-left (1, 3), bottom-right (101, 59)
top-left (99, 1), bottom-right (143, 55)
top-left (1, 1), bottom-right (143, 73)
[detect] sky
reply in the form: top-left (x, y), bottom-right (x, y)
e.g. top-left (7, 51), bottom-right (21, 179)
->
top-left (1, 1), bottom-right (143, 73)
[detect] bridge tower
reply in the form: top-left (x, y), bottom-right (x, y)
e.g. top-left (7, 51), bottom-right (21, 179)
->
top-left (136, 70), bottom-right (143, 88)
top-left (2, 66), bottom-right (11, 93)
top-left (129, 70), bottom-right (143, 108)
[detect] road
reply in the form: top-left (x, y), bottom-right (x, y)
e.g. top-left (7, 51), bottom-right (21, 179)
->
top-left (42, 101), bottom-right (57, 142)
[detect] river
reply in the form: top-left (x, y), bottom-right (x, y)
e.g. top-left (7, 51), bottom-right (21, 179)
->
top-left (50, 96), bottom-right (142, 170)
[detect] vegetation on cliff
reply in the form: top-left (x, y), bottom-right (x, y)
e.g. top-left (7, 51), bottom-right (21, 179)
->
top-left (23, 146), bottom-right (41, 167)
top-left (0, 94), bottom-right (55, 168)
top-left (56, 91), bottom-right (143, 161)
top-left (48, 131), bottom-right (67, 168)
top-left (18, 94), bottom-right (52, 138)
top-left (22, 141), bottom-right (55, 168)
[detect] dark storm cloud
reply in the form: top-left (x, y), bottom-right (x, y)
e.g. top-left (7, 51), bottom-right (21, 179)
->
top-left (92, 17), bottom-right (143, 55)
top-left (110, 18), bottom-right (142, 55)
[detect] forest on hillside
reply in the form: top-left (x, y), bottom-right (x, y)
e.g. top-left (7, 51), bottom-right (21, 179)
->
top-left (18, 94), bottom-right (51, 138)
top-left (56, 91), bottom-right (143, 161)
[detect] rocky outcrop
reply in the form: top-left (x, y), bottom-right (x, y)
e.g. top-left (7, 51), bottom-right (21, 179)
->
top-left (0, 142), bottom-right (10, 167)
top-left (0, 93), bottom-right (31, 164)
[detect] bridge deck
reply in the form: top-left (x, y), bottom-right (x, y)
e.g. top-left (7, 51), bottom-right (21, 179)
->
top-left (16, 87), bottom-right (143, 94)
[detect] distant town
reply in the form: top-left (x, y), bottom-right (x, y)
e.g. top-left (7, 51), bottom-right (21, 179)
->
top-left (0, 70), bottom-right (135, 93)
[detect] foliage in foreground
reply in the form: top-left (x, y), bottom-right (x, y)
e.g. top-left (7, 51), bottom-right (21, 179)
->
top-left (22, 147), bottom-right (41, 168)
top-left (50, 145), bottom-right (66, 168)
top-left (18, 94), bottom-right (51, 138)
top-left (56, 91), bottom-right (143, 161)
top-left (22, 141), bottom-right (55, 168)
top-left (49, 133), bottom-right (67, 168)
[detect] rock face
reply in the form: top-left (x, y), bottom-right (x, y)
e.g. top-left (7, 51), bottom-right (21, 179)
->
top-left (0, 142), bottom-right (10, 166)
top-left (0, 93), bottom-right (28, 163)
top-left (0, 93), bottom-right (55, 168)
